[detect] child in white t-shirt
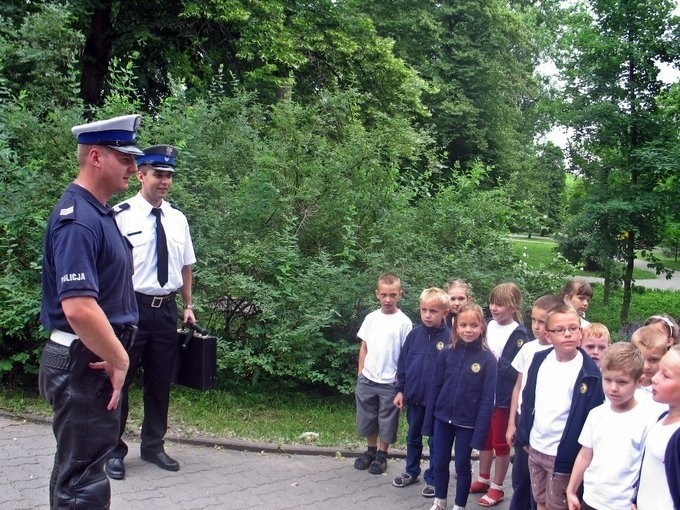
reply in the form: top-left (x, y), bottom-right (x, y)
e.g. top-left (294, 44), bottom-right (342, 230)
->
top-left (515, 304), bottom-right (604, 510)
top-left (472, 283), bottom-right (529, 507)
top-left (634, 345), bottom-right (680, 510)
top-left (354, 272), bottom-right (412, 475)
top-left (506, 294), bottom-right (564, 510)
top-left (566, 342), bottom-right (653, 510)
top-left (632, 325), bottom-right (670, 419)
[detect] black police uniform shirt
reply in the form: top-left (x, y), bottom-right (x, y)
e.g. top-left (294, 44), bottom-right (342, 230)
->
top-left (114, 193), bottom-right (196, 295)
top-left (40, 183), bottom-right (138, 332)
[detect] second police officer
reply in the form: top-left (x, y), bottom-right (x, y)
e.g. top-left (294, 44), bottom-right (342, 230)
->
top-left (105, 145), bottom-right (197, 479)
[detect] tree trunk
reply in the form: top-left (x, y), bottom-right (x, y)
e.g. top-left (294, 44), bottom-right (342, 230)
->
top-left (80, 1), bottom-right (114, 107)
top-left (602, 261), bottom-right (611, 305)
top-left (620, 232), bottom-right (636, 325)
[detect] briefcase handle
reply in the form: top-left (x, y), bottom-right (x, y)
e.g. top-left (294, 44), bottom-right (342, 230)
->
top-left (179, 322), bottom-right (210, 350)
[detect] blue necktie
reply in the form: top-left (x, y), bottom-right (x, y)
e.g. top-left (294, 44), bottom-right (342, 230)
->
top-left (151, 208), bottom-right (168, 287)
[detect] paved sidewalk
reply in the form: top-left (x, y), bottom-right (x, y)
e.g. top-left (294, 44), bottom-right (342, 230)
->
top-left (0, 415), bottom-right (512, 509)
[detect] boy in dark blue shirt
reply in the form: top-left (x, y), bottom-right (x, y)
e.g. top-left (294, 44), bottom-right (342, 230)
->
top-left (392, 288), bottom-right (451, 497)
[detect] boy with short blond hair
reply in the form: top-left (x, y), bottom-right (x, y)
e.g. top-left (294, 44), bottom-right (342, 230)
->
top-left (565, 342), bottom-right (652, 510)
top-left (632, 325), bottom-right (669, 417)
top-left (516, 304), bottom-right (604, 510)
top-left (354, 272), bottom-right (413, 475)
top-left (580, 323), bottom-right (611, 368)
top-left (392, 288), bottom-right (451, 495)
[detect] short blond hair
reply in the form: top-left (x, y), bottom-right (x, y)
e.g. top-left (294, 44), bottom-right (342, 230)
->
top-left (420, 287), bottom-right (451, 310)
top-left (631, 325), bottom-right (668, 351)
top-left (582, 323), bottom-right (610, 342)
top-left (601, 342), bottom-right (643, 380)
top-left (377, 272), bottom-right (402, 290)
top-left (545, 303), bottom-right (580, 329)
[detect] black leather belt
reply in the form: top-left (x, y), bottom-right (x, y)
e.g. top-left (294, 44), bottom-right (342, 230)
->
top-left (135, 291), bottom-right (177, 308)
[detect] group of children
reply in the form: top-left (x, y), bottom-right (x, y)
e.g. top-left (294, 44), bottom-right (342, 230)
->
top-left (353, 272), bottom-right (680, 510)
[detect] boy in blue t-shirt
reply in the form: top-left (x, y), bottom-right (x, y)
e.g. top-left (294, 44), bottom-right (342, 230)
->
top-left (392, 288), bottom-right (451, 496)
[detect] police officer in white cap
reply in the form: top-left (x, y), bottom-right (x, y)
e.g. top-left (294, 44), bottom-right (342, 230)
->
top-left (39, 115), bottom-right (142, 508)
top-left (106, 145), bottom-right (196, 479)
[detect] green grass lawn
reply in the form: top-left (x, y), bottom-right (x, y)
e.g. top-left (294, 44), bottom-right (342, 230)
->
top-left (509, 237), bottom-right (657, 279)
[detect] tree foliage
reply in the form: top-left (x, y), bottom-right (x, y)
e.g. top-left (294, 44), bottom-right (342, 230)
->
top-left (554, 0), bottom-right (679, 323)
top-left (0, 1), bottom-right (590, 392)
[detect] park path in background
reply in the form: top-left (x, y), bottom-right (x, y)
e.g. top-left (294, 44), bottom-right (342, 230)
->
top-left (509, 235), bottom-right (679, 291)
top-left (579, 257), bottom-right (680, 291)
top-left (0, 414), bottom-right (512, 510)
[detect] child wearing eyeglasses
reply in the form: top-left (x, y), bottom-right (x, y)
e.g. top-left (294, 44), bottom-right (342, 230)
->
top-left (515, 304), bottom-right (604, 510)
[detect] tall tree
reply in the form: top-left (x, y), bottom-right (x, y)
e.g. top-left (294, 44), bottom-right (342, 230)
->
top-left (357, 0), bottom-right (546, 182)
top-left (557, 0), bottom-right (679, 323)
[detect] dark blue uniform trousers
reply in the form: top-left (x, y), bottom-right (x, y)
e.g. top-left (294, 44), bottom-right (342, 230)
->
top-left (509, 435), bottom-right (537, 510)
top-left (110, 299), bottom-right (178, 458)
top-left (432, 419), bottom-right (475, 508)
top-left (405, 404), bottom-right (434, 485)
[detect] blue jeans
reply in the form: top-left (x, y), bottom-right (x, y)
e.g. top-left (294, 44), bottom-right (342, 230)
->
top-left (405, 404), bottom-right (434, 485)
top-left (432, 419), bottom-right (474, 507)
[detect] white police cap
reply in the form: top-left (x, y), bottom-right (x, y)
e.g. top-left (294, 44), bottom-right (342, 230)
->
top-left (71, 114), bottom-right (143, 156)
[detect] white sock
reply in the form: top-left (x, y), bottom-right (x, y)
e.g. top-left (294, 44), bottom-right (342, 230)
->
top-left (453, 506), bottom-right (466, 510)
top-left (477, 475), bottom-right (490, 483)
top-left (429, 498), bottom-right (447, 510)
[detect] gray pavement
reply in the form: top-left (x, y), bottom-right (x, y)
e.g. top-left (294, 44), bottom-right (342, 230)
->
top-left (0, 414), bottom-right (512, 509)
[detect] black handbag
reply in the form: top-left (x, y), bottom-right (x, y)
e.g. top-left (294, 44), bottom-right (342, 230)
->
top-left (173, 323), bottom-right (217, 390)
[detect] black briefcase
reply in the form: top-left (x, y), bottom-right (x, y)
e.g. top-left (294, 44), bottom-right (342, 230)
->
top-left (173, 323), bottom-right (217, 390)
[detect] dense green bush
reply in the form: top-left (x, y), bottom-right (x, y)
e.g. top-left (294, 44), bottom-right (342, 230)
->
top-left (0, 4), bottom-right (577, 393)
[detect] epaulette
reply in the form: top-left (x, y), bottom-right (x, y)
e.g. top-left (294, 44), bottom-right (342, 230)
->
top-left (56, 200), bottom-right (76, 224)
top-left (169, 202), bottom-right (184, 213)
top-left (113, 203), bottom-right (131, 215)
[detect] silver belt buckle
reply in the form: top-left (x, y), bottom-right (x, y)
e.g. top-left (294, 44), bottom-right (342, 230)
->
top-left (151, 296), bottom-right (164, 308)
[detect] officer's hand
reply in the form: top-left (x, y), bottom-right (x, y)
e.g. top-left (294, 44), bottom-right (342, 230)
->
top-left (182, 308), bottom-right (196, 327)
top-left (89, 360), bottom-right (129, 410)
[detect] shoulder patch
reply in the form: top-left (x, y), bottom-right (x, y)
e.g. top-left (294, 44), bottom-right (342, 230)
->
top-left (113, 203), bottom-right (130, 215)
top-left (56, 201), bottom-right (76, 224)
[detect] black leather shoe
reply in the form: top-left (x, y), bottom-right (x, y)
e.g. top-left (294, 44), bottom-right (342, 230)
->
top-left (140, 450), bottom-right (180, 472)
top-left (104, 458), bottom-right (125, 480)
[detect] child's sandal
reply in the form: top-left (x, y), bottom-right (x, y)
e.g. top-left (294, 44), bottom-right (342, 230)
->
top-left (392, 472), bottom-right (418, 487)
top-left (478, 488), bottom-right (505, 507)
top-left (368, 450), bottom-right (387, 474)
top-left (353, 450), bottom-right (376, 470)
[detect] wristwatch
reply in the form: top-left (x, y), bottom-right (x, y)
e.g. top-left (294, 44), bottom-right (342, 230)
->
top-left (184, 304), bottom-right (194, 310)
